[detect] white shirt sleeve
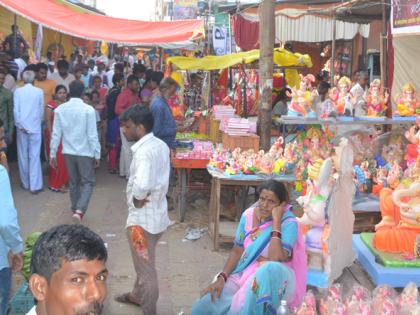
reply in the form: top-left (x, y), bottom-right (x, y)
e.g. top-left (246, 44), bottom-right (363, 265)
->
top-left (132, 152), bottom-right (152, 201)
top-left (87, 108), bottom-right (101, 160)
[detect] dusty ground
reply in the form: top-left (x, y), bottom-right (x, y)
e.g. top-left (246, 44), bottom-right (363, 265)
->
top-left (10, 162), bottom-right (373, 315)
top-left (10, 163), bottom-right (229, 315)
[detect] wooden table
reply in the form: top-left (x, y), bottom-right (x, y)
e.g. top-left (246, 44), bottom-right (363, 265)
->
top-left (172, 158), bottom-right (210, 222)
top-left (208, 172), bottom-right (296, 250)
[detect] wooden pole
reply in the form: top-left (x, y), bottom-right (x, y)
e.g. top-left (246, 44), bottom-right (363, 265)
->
top-left (258, 0), bottom-right (275, 151)
top-left (380, 0), bottom-right (387, 87)
top-left (330, 13), bottom-right (337, 85)
top-left (242, 63), bottom-right (247, 118)
top-left (13, 15), bottom-right (17, 58)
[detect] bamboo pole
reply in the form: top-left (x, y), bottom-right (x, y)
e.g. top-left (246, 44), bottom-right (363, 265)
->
top-left (330, 13), bottom-right (337, 85)
top-left (258, 0), bottom-right (275, 151)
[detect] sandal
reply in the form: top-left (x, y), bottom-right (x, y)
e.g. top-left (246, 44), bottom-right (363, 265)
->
top-left (114, 293), bottom-right (140, 307)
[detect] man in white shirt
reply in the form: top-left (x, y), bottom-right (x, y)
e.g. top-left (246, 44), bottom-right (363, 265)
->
top-left (13, 70), bottom-right (44, 194)
top-left (115, 105), bottom-right (170, 315)
top-left (50, 80), bottom-right (100, 223)
top-left (14, 55), bottom-right (28, 81)
top-left (350, 71), bottom-right (369, 117)
top-left (26, 225), bottom-right (108, 315)
top-left (48, 59), bottom-right (75, 91)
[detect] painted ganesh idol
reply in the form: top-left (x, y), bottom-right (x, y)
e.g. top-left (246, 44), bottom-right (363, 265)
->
top-left (364, 79), bottom-right (389, 117)
top-left (374, 121), bottom-right (420, 256)
top-left (395, 83), bottom-right (420, 117)
top-left (373, 181), bottom-right (420, 256)
top-left (287, 74), bottom-right (317, 118)
top-left (335, 76), bottom-right (356, 116)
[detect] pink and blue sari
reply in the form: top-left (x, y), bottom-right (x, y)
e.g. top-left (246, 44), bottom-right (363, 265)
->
top-left (191, 206), bottom-right (307, 315)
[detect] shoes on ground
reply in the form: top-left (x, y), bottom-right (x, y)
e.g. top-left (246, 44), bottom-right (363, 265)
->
top-left (72, 210), bottom-right (84, 224)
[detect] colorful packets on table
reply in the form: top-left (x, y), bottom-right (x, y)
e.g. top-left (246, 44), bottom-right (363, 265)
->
top-left (175, 140), bottom-right (213, 160)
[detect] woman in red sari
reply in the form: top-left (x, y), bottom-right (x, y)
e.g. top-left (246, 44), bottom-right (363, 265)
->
top-left (45, 85), bottom-right (69, 192)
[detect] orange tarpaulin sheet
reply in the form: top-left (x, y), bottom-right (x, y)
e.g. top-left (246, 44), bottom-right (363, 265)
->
top-left (0, 0), bottom-right (204, 47)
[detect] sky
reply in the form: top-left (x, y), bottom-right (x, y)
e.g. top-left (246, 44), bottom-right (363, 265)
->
top-left (96, 0), bottom-right (156, 21)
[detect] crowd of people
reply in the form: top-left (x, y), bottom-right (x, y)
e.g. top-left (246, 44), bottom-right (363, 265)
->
top-left (0, 45), bottom-right (182, 188)
top-left (1, 26), bottom-right (305, 315)
top-left (0, 43), bottom-right (186, 315)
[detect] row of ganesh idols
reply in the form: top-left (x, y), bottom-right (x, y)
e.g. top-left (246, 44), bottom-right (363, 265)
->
top-left (209, 117), bottom-right (419, 277)
top-left (287, 73), bottom-right (420, 119)
top-left (350, 116), bottom-right (420, 258)
top-left (209, 127), bottom-right (333, 181)
top-left (209, 127), bottom-right (350, 275)
top-left (295, 282), bottom-right (420, 315)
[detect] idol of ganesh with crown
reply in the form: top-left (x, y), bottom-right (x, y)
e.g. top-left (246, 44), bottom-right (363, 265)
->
top-left (287, 74), bottom-right (318, 118)
top-left (335, 76), bottom-right (356, 116)
top-left (395, 83), bottom-right (420, 117)
top-left (364, 79), bottom-right (389, 118)
top-left (373, 117), bottom-right (420, 257)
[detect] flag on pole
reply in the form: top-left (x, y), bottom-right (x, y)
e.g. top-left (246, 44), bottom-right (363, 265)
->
top-left (34, 24), bottom-right (43, 61)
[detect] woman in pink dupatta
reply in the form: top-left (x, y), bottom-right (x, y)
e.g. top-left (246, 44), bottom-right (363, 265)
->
top-left (192, 180), bottom-right (307, 315)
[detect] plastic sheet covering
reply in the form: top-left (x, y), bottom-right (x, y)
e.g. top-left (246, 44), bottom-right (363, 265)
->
top-left (167, 48), bottom-right (312, 71)
top-left (0, 0), bottom-right (204, 47)
top-left (167, 48), bottom-right (312, 88)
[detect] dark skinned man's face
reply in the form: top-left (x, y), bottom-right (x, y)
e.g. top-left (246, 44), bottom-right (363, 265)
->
top-left (30, 259), bottom-right (108, 315)
top-left (37, 68), bottom-right (47, 81)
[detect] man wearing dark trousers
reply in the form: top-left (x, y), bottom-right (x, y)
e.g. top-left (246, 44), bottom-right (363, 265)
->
top-left (50, 80), bottom-right (100, 223)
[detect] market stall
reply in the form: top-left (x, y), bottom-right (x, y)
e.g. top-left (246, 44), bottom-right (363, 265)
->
top-left (172, 135), bottom-right (213, 222)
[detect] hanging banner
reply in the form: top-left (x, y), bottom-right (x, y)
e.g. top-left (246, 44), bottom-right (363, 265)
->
top-left (391, 0), bottom-right (420, 35)
top-left (213, 26), bottom-right (229, 56)
top-left (215, 13), bottom-right (232, 54)
top-left (34, 24), bottom-right (43, 61)
top-left (173, 0), bottom-right (198, 20)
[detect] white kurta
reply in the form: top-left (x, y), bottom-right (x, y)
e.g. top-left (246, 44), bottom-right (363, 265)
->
top-left (13, 84), bottom-right (44, 191)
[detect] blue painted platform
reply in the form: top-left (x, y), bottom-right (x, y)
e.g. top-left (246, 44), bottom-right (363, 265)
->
top-left (392, 116), bottom-right (416, 122)
top-left (307, 269), bottom-right (328, 288)
top-left (352, 234), bottom-right (420, 287)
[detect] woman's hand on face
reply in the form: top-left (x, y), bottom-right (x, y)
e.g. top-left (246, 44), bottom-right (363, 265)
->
top-left (271, 203), bottom-right (286, 223)
top-left (201, 277), bottom-right (225, 302)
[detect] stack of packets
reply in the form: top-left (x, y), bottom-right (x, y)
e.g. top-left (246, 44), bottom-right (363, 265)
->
top-left (219, 118), bottom-right (257, 136)
top-left (212, 105), bottom-right (236, 121)
top-left (175, 140), bottom-right (213, 160)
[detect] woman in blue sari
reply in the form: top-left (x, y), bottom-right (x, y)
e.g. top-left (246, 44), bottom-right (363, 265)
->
top-left (192, 180), bottom-right (307, 315)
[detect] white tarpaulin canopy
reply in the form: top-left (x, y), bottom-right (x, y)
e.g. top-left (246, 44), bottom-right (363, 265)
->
top-left (241, 6), bottom-right (370, 43)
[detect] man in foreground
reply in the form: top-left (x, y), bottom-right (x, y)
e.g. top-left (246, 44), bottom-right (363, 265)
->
top-left (115, 105), bottom-right (170, 315)
top-left (50, 80), bottom-right (100, 223)
top-left (27, 224), bottom-right (108, 315)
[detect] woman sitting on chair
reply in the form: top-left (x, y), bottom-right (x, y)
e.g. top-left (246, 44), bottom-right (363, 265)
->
top-left (192, 180), bottom-right (307, 315)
